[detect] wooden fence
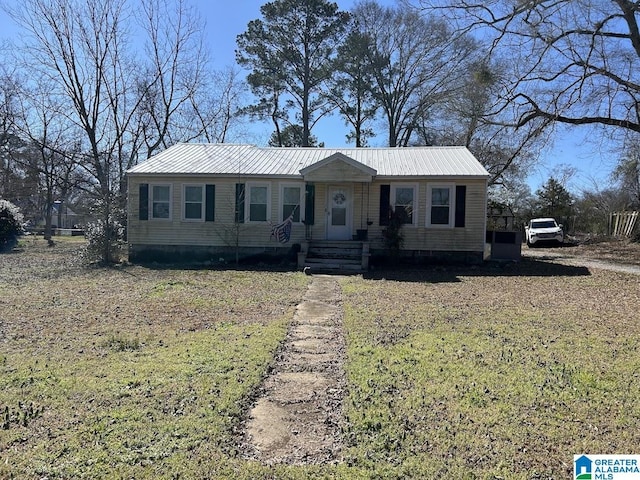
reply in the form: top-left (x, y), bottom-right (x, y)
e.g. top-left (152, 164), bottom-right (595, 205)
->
top-left (609, 211), bottom-right (639, 237)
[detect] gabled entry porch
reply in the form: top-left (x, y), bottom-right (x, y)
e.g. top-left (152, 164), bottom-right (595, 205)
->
top-left (300, 152), bottom-right (377, 244)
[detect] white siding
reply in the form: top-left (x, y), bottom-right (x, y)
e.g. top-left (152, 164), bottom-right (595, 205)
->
top-left (129, 176), bottom-right (307, 248)
top-left (128, 175), bottom-right (487, 253)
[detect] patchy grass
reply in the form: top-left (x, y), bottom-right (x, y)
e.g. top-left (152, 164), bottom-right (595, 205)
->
top-left (1, 238), bottom-right (640, 478)
top-left (0, 238), bottom-right (312, 479)
top-left (340, 264), bottom-right (640, 478)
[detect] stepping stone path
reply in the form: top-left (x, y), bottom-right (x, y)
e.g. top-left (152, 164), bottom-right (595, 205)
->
top-left (242, 275), bottom-right (345, 465)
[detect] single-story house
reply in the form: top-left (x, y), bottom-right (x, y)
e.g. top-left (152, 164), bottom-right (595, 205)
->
top-left (126, 143), bottom-right (490, 269)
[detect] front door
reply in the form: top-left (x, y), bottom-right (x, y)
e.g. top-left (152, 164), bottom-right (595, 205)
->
top-left (327, 186), bottom-right (352, 240)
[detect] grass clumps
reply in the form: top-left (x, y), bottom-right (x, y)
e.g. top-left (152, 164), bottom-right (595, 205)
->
top-left (103, 334), bottom-right (142, 352)
top-left (339, 271), bottom-right (640, 478)
top-left (2, 238), bottom-right (640, 478)
top-left (2, 402), bottom-right (44, 429)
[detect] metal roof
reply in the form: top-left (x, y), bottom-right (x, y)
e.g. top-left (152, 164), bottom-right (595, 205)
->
top-left (127, 143), bottom-right (490, 178)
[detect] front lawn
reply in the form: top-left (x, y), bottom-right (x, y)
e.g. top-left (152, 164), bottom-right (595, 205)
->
top-left (340, 265), bottom-right (640, 478)
top-left (0, 238), bottom-right (310, 478)
top-left (1, 238), bottom-right (638, 478)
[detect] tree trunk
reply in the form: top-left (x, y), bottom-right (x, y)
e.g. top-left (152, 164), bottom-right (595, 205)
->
top-left (44, 207), bottom-right (53, 240)
top-left (388, 124), bottom-right (397, 147)
top-left (302, 84), bottom-right (310, 147)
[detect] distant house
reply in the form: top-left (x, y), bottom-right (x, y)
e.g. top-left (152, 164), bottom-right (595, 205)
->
top-left (35, 202), bottom-right (86, 231)
top-left (126, 143), bottom-right (490, 269)
top-left (51, 202), bottom-right (81, 229)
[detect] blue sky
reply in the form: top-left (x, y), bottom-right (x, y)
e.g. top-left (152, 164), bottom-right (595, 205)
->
top-left (202, 1), bottom-right (617, 194)
top-left (0, 0), bottom-right (616, 194)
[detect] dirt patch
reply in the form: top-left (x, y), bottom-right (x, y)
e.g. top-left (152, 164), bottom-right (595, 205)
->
top-left (241, 275), bottom-right (345, 465)
top-left (551, 237), bottom-right (640, 265)
top-left (572, 238), bottom-right (640, 266)
top-left (523, 238), bottom-right (640, 274)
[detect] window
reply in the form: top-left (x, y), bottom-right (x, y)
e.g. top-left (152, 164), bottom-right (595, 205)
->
top-left (183, 185), bottom-right (204, 220)
top-left (391, 184), bottom-right (416, 225)
top-left (280, 183), bottom-right (304, 222)
top-left (247, 183), bottom-right (270, 222)
top-left (428, 184), bottom-right (454, 227)
top-left (151, 185), bottom-right (171, 219)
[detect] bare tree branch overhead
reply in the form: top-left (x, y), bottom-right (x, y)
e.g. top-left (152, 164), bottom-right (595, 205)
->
top-left (420, 0), bottom-right (640, 137)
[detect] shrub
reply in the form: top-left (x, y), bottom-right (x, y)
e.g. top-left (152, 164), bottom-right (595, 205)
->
top-left (83, 216), bottom-right (125, 264)
top-left (82, 200), bottom-right (126, 264)
top-left (382, 205), bottom-right (410, 255)
top-left (0, 200), bottom-right (24, 252)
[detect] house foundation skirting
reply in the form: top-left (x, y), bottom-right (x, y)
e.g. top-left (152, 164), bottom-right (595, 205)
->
top-left (369, 249), bottom-right (485, 266)
top-left (128, 244), bottom-right (484, 267)
top-left (128, 244), bottom-right (299, 265)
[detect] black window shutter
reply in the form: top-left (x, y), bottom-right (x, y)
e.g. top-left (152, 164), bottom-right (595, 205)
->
top-left (235, 183), bottom-right (245, 223)
top-left (455, 185), bottom-right (466, 228)
top-left (139, 183), bottom-right (149, 221)
top-left (304, 183), bottom-right (315, 225)
top-left (379, 184), bottom-right (391, 226)
top-left (205, 184), bottom-right (215, 222)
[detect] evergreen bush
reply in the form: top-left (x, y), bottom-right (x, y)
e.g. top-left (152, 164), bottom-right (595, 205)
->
top-left (0, 200), bottom-right (24, 252)
top-left (382, 205), bottom-right (410, 257)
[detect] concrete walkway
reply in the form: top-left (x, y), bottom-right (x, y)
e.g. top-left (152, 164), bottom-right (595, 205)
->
top-left (243, 275), bottom-right (345, 465)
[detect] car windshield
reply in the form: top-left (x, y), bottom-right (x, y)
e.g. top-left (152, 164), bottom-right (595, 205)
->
top-left (532, 221), bottom-right (557, 228)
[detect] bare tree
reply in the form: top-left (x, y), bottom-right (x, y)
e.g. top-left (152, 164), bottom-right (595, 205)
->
top-left (5, 0), bottom-right (230, 262)
top-left (12, 78), bottom-right (81, 240)
top-left (186, 67), bottom-right (248, 144)
top-left (6, 0), bottom-right (137, 261)
top-left (429, 59), bottom-right (547, 184)
top-left (0, 70), bottom-right (24, 202)
top-left (136, 0), bottom-right (209, 157)
top-left (574, 185), bottom-right (631, 234)
top-left (353, 1), bottom-right (477, 147)
top-left (420, 0), bottom-right (640, 141)
top-left (613, 141), bottom-right (640, 208)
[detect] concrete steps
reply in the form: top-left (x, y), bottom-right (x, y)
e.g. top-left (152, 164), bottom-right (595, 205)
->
top-left (301, 241), bottom-right (368, 274)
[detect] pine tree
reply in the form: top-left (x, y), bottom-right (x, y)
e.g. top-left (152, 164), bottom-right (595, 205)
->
top-left (236, 0), bottom-right (350, 147)
top-left (534, 177), bottom-right (573, 225)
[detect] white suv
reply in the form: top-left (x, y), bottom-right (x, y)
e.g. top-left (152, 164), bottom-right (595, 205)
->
top-left (525, 218), bottom-right (564, 246)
